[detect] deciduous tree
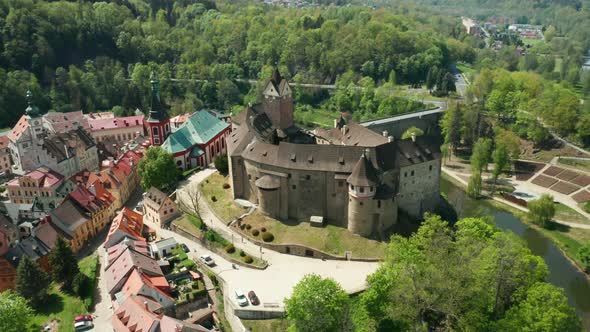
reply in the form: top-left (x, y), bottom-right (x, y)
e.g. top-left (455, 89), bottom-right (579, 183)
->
top-left (0, 291), bottom-right (34, 332)
top-left (138, 146), bottom-right (181, 191)
top-left (527, 194), bottom-right (555, 228)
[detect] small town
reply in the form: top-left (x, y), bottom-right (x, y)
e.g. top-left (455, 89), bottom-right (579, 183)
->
top-left (0, 0), bottom-right (589, 332)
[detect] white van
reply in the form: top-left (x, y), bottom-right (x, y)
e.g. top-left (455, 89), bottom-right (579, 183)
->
top-left (74, 320), bottom-right (93, 331)
top-left (235, 289), bottom-right (248, 307)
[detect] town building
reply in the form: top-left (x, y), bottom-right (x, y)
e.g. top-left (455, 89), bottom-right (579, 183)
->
top-left (149, 237), bottom-right (177, 260)
top-left (104, 207), bottom-right (145, 249)
top-left (7, 167), bottom-right (64, 207)
top-left (0, 136), bottom-right (12, 175)
top-left (0, 215), bottom-right (18, 256)
top-left (462, 17), bottom-right (481, 36)
top-left (43, 111), bottom-right (89, 133)
top-left (143, 187), bottom-right (179, 228)
top-left (7, 92), bottom-right (99, 176)
top-left (228, 70), bottom-right (442, 238)
top-left (161, 111), bottom-right (231, 170)
top-left (145, 74), bottom-right (171, 146)
top-left (87, 114), bottom-right (145, 144)
top-left (0, 257), bottom-right (16, 291)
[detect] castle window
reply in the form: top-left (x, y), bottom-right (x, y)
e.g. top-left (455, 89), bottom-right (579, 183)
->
top-left (370, 186), bottom-right (374, 192)
top-left (153, 127), bottom-right (159, 135)
top-left (404, 172), bottom-right (407, 177)
top-left (360, 187), bottom-right (364, 193)
top-left (350, 185), bottom-right (354, 190)
top-left (288, 173), bottom-right (291, 179)
top-left (378, 200), bottom-right (381, 208)
top-left (360, 202), bottom-right (363, 206)
top-left (248, 174), bottom-right (251, 180)
top-left (306, 175), bottom-right (311, 180)
top-left (338, 181), bottom-right (343, 187)
top-left (154, 137), bottom-right (160, 144)
top-left (429, 165), bottom-right (433, 171)
top-left (411, 170), bottom-right (415, 176)
top-left (176, 160), bottom-right (182, 166)
top-left (292, 185), bottom-right (296, 190)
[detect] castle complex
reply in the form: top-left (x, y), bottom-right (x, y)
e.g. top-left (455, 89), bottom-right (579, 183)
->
top-left (227, 71), bottom-right (442, 238)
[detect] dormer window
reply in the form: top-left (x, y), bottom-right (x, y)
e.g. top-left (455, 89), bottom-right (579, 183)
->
top-left (360, 187), bottom-right (364, 193)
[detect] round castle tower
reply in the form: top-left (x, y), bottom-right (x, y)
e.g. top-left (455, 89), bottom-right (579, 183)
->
top-left (347, 151), bottom-right (379, 237)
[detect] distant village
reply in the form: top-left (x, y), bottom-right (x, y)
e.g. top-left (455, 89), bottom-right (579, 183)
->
top-left (0, 75), bottom-right (231, 331)
top-left (462, 16), bottom-right (544, 53)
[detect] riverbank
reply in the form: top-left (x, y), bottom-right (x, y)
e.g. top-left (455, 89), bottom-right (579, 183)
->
top-left (441, 170), bottom-right (590, 277)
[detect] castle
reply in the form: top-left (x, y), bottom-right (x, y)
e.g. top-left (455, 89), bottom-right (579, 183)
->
top-left (227, 70), bottom-right (442, 238)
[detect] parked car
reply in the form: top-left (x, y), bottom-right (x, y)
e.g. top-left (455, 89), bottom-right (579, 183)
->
top-left (235, 289), bottom-right (248, 307)
top-left (199, 254), bottom-right (215, 266)
top-left (181, 243), bottom-right (189, 253)
top-left (74, 315), bottom-right (93, 323)
top-left (248, 291), bottom-right (260, 305)
top-left (74, 320), bottom-right (93, 331)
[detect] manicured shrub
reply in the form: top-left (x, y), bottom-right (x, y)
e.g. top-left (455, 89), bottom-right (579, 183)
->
top-left (261, 232), bottom-right (274, 242)
top-left (245, 224), bottom-right (252, 230)
top-left (243, 255), bottom-right (254, 264)
top-left (239, 224), bottom-right (246, 230)
top-left (584, 202), bottom-right (590, 213)
top-left (211, 195), bottom-right (217, 202)
top-left (182, 260), bottom-right (196, 270)
top-left (239, 250), bottom-right (246, 257)
top-left (192, 282), bottom-right (199, 289)
top-left (225, 244), bottom-right (235, 254)
top-left (222, 183), bottom-right (230, 189)
top-left (252, 229), bottom-right (260, 236)
top-left (261, 227), bottom-right (267, 232)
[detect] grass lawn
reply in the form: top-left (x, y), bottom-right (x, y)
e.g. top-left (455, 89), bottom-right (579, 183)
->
top-left (554, 202), bottom-right (590, 225)
top-left (173, 214), bottom-right (203, 235)
top-left (242, 318), bottom-right (289, 332)
top-left (522, 37), bottom-right (544, 46)
top-left (237, 211), bottom-right (387, 259)
top-left (200, 173), bottom-right (246, 221)
top-left (558, 158), bottom-right (590, 173)
top-left (294, 108), bottom-right (339, 128)
top-left (29, 255), bottom-right (99, 332)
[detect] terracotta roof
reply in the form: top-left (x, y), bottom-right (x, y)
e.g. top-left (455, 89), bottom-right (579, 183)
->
top-left (105, 246), bottom-right (163, 294)
top-left (347, 152), bottom-right (380, 187)
top-left (170, 113), bottom-right (192, 124)
top-left (69, 185), bottom-right (103, 213)
top-left (7, 167), bottom-right (64, 188)
top-left (85, 112), bottom-right (114, 120)
top-left (43, 111), bottom-right (89, 133)
top-left (111, 295), bottom-right (162, 332)
top-left (314, 122), bottom-right (388, 147)
top-left (88, 115), bottom-right (144, 131)
top-left (0, 256), bottom-right (16, 279)
top-left (105, 208), bottom-right (145, 249)
top-left (7, 115), bottom-right (29, 142)
top-left (119, 269), bottom-right (172, 303)
top-left (159, 315), bottom-right (210, 332)
top-left (107, 239), bottom-right (150, 266)
top-left (0, 135), bottom-right (9, 149)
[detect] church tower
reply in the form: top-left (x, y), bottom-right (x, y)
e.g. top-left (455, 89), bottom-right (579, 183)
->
top-left (262, 69), bottom-right (294, 130)
top-left (25, 90), bottom-right (44, 142)
top-left (145, 73), bottom-right (170, 146)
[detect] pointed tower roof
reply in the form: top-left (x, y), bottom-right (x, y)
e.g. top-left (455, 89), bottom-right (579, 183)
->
top-left (347, 151), bottom-right (380, 187)
top-left (270, 68), bottom-right (282, 86)
top-left (147, 72), bottom-right (169, 122)
top-left (25, 90), bottom-right (41, 118)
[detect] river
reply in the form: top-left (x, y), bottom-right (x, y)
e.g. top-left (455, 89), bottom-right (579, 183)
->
top-left (441, 178), bottom-right (590, 329)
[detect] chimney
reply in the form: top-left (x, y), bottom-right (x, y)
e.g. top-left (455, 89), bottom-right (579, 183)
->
top-left (334, 119), bottom-right (338, 128)
top-left (382, 130), bottom-right (388, 137)
top-left (144, 301), bottom-right (149, 310)
top-left (64, 146), bottom-right (70, 159)
top-left (341, 125), bottom-right (348, 135)
top-left (411, 132), bottom-right (416, 143)
top-left (388, 135), bottom-right (394, 143)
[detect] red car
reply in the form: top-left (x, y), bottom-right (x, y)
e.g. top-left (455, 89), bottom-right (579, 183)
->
top-left (248, 291), bottom-right (260, 306)
top-left (74, 315), bottom-right (93, 323)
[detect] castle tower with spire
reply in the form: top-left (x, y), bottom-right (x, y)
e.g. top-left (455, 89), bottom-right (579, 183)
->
top-left (346, 150), bottom-right (397, 237)
top-left (262, 68), bottom-right (294, 130)
top-left (145, 72), bottom-right (170, 146)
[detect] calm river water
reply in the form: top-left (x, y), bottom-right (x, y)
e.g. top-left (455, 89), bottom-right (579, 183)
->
top-left (441, 178), bottom-right (590, 329)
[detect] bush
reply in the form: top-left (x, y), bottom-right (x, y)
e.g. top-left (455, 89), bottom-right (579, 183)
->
top-left (182, 260), bottom-right (196, 270)
top-left (239, 224), bottom-right (246, 230)
top-left (252, 229), bottom-right (260, 236)
top-left (245, 224), bottom-right (252, 230)
top-left (222, 183), bottom-right (230, 189)
top-left (243, 255), bottom-right (254, 264)
top-left (208, 272), bottom-right (218, 286)
top-left (261, 232), bottom-right (274, 242)
top-left (72, 273), bottom-right (88, 297)
top-left (211, 195), bottom-right (217, 202)
top-left (261, 227), bottom-right (267, 232)
top-left (192, 281), bottom-right (199, 289)
top-left (584, 202), bottom-right (590, 214)
top-left (214, 154), bottom-right (229, 175)
top-left (239, 250), bottom-right (246, 257)
top-left (225, 244), bottom-right (235, 254)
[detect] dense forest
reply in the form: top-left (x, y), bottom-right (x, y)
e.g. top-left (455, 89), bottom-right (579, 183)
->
top-left (0, 0), bottom-right (475, 128)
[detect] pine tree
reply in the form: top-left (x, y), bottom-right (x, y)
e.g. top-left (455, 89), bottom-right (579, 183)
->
top-left (49, 237), bottom-right (80, 291)
top-left (16, 256), bottom-right (50, 308)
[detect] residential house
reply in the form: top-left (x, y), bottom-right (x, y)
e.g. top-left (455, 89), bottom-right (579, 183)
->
top-left (0, 215), bottom-right (17, 256)
top-left (118, 269), bottom-right (174, 309)
top-left (3, 236), bottom-right (51, 272)
top-left (104, 208), bottom-right (145, 249)
top-left (143, 187), bottom-right (179, 228)
top-left (87, 115), bottom-right (145, 144)
top-left (0, 257), bottom-right (16, 291)
top-left (107, 239), bottom-right (150, 266)
top-left (7, 167), bottom-right (64, 208)
top-left (0, 136), bottom-right (12, 174)
top-left (49, 198), bottom-right (93, 252)
top-left (161, 111), bottom-right (231, 171)
top-left (68, 184), bottom-right (116, 235)
top-left (33, 216), bottom-right (71, 251)
top-left (149, 237), bottom-right (177, 259)
top-left (105, 246), bottom-right (164, 296)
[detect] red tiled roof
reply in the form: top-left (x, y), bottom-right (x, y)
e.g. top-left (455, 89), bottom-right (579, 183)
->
top-left (69, 185), bottom-right (102, 212)
top-left (105, 246), bottom-right (163, 294)
top-left (106, 239), bottom-right (149, 266)
top-left (120, 269), bottom-right (172, 302)
top-left (0, 135), bottom-right (9, 149)
top-left (7, 115), bottom-right (29, 142)
top-left (88, 115), bottom-right (144, 131)
top-left (111, 295), bottom-right (162, 332)
top-left (7, 167), bottom-right (64, 188)
top-left (170, 113), bottom-right (192, 124)
top-left (106, 208), bottom-right (144, 245)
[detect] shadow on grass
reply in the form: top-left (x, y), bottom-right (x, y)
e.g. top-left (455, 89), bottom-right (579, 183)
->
top-left (36, 292), bottom-right (64, 315)
top-left (546, 221), bottom-right (572, 232)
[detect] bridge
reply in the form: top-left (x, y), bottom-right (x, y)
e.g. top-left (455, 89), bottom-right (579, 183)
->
top-left (360, 102), bottom-right (446, 139)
